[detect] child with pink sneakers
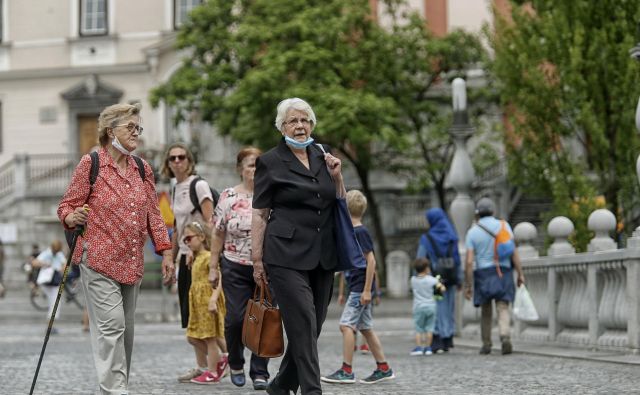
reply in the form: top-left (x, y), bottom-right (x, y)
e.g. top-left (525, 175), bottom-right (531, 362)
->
top-left (181, 221), bottom-right (229, 385)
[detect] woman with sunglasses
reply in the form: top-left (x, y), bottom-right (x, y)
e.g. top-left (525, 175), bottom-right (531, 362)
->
top-left (160, 142), bottom-right (229, 383)
top-left (58, 103), bottom-right (174, 394)
top-left (207, 146), bottom-right (268, 390)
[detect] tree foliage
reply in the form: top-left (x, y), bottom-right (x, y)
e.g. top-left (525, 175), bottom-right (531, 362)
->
top-left (151, 0), bottom-right (485, 262)
top-left (490, 1), bottom-right (640, 250)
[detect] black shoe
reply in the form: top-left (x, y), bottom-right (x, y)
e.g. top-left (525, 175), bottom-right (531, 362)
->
top-left (431, 334), bottom-right (443, 353)
top-left (266, 381), bottom-right (290, 395)
top-left (253, 376), bottom-right (268, 390)
top-left (479, 345), bottom-right (491, 355)
top-left (501, 340), bottom-right (513, 355)
top-left (230, 369), bottom-right (246, 387)
top-left (445, 336), bottom-right (454, 349)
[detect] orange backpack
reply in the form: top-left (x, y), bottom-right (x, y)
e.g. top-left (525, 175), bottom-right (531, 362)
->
top-left (477, 220), bottom-right (515, 278)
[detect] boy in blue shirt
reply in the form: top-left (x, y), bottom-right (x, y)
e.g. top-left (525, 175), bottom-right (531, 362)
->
top-left (321, 190), bottom-right (395, 385)
top-left (410, 257), bottom-right (446, 355)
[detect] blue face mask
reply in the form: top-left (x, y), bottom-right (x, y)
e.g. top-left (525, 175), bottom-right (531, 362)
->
top-left (284, 135), bottom-right (315, 149)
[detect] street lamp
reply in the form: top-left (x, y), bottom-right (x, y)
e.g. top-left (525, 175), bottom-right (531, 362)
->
top-left (447, 78), bottom-right (476, 244)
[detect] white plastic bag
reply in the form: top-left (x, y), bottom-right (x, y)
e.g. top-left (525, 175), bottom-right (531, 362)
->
top-left (513, 284), bottom-right (539, 321)
top-left (36, 266), bottom-right (55, 285)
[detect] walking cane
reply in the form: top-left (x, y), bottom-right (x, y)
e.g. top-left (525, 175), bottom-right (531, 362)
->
top-left (29, 226), bottom-right (83, 395)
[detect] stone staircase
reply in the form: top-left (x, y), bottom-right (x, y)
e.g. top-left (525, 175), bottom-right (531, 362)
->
top-left (508, 195), bottom-right (554, 251)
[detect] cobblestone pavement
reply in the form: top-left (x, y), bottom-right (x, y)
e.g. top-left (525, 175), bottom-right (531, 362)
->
top-left (2, 288), bottom-right (640, 394)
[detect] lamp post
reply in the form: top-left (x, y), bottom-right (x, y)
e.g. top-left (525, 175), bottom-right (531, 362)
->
top-left (447, 78), bottom-right (476, 246)
top-left (446, 78), bottom-right (476, 333)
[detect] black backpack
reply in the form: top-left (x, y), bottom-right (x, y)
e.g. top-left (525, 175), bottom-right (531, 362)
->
top-left (424, 233), bottom-right (457, 285)
top-left (64, 151), bottom-right (146, 247)
top-left (188, 176), bottom-right (220, 214)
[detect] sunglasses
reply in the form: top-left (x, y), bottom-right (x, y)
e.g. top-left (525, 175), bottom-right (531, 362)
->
top-left (183, 235), bottom-right (198, 244)
top-left (169, 154), bottom-right (187, 162)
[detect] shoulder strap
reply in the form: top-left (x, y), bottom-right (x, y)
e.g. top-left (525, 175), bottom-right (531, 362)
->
top-left (89, 151), bottom-right (99, 186)
top-left (315, 143), bottom-right (327, 154)
top-left (132, 156), bottom-right (146, 181)
top-left (189, 176), bottom-right (203, 215)
top-left (476, 222), bottom-right (496, 238)
top-left (424, 233), bottom-right (441, 257)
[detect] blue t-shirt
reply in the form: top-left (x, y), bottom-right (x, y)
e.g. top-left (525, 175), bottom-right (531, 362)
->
top-left (344, 225), bottom-right (376, 293)
top-left (464, 216), bottom-right (514, 270)
top-left (411, 274), bottom-right (438, 310)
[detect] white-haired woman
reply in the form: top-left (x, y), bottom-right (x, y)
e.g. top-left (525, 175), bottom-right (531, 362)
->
top-left (58, 103), bottom-right (174, 395)
top-left (251, 98), bottom-right (344, 395)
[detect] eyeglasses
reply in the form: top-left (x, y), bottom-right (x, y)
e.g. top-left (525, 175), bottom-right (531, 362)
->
top-left (283, 118), bottom-right (311, 127)
top-left (168, 154), bottom-right (187, 162)
top-left (183, 235), bottom-right (196, 244)
top-left (114, 122), bottom-right (144, 135)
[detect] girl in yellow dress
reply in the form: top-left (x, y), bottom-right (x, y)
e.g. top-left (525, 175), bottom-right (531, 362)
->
top-left (183, 221), bottom-right (227, 384)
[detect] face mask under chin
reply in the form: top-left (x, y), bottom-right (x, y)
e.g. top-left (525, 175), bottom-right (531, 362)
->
top-left (112, 135), bottom-right (133, 155)
top-left (284, 135), bottom-right (315, 149)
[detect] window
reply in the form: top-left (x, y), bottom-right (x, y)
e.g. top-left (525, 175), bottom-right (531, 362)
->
top-left (174, 0), bottom-right (202, 29)
top-left (80, 0), bottom-right (108, 36)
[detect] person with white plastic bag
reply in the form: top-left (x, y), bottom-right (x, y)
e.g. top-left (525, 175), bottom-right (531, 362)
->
top-left (513, 285), bottom-right (539, 321)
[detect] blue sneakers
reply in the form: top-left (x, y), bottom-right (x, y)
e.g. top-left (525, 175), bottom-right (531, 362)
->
top-left (410, 346), bottom-right (424, 356)
top-left (321, 368), bottom-right (356, 384)
top-left (360, 368), bottom-right (396, 384)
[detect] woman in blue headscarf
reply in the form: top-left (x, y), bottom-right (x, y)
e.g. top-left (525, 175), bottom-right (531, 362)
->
top-left (416, 208), bottom-right (462, 353)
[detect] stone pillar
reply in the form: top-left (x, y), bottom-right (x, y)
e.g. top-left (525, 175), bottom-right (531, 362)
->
top-left (446, 78), bottom-right (476, 335)
top-left (14, 153), bottom-right (29, 198)
top-left (547, 216), bottom-right (575, 340)
top-left (514, 222), bottom-right (539, 259)
top-left (587, 209), bottom-right (617, 252)
top-left (626, 257), bottom-right (640, 353)
top-left (385, 250), bottom-right (410, 298)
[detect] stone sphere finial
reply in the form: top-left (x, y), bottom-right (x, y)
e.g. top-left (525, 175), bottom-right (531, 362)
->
top-left (547, 216), bottom-right (575, 257)
top-left (587, 208), bottom-right (617, 252)
top-left (548, 216), bottom-right (574, 239)
top-left (587, 209), bottom-right (616, 233)
top-left (514, 222), bottom-right (537, 243)
top-left (514, 222), bottom-right (539, 259)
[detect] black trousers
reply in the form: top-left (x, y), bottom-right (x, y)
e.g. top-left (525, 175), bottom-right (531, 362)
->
top-left (177, 254), bottom-right (190, 329)
top-left (268, 264), bottom-right (334, 395)
top-left (221, 256), bottom-right (270, 379)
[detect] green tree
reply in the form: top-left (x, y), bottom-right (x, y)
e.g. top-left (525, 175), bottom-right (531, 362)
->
top-left (151, 0), bottom-right (485, 264)
top-left (490, 1), bottom-right (640, 250)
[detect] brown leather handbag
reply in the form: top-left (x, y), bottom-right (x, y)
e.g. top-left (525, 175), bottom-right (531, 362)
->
top-left (241, 280), bottom-right (284, 358)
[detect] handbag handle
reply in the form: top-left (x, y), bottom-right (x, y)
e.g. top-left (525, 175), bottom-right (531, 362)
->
top-left (252, 279), bottom-right (275, 307)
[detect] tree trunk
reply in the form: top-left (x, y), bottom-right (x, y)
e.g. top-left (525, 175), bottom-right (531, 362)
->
top-left (354, 165), bottom-right (388, 288)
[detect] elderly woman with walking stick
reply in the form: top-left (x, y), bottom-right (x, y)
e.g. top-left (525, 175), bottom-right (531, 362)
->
top-left (58, 103), bottom-right (174, 395)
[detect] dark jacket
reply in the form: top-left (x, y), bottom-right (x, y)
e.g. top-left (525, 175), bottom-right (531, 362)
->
top-left (253, 139), bottom-right (337, 271)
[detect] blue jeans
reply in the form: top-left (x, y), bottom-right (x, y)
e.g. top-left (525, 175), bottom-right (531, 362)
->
top-left (339, 292), bottom-right (373, 331)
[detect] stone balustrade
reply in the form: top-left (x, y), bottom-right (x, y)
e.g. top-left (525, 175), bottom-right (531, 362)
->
top-left (388, 207), bottom-right (640, 353)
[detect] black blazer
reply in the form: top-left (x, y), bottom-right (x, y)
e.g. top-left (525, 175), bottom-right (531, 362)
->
top-left (253, 139), bottom-right (337, 271)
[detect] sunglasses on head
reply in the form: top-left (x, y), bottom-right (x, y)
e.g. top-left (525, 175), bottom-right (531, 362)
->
top-left (169, 154), bottom-right (187, 162)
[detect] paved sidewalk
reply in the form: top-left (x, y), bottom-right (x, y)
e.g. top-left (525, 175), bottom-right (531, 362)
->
top-left (3, 314), bottom-right (640, 394)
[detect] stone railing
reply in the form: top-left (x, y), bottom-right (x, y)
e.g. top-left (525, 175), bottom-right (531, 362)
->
top-left (387, 208), bottom-right (640, 353)
top-left (0, 153), bottom-right (77, 208)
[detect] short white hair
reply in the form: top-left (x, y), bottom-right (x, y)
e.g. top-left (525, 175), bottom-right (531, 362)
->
top-left (274, 98), bottom-right (317, 132)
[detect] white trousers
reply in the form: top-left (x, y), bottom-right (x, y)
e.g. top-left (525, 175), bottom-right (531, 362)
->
top-left (80, 264), bottom-right (140, 395)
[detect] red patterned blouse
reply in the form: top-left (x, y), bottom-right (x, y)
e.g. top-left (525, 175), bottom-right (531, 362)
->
top-left (58, 148), bottom-right (171, 285)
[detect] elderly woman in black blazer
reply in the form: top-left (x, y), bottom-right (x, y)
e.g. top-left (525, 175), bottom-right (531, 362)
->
top-left (252, 98), bottom-right (344, 395)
